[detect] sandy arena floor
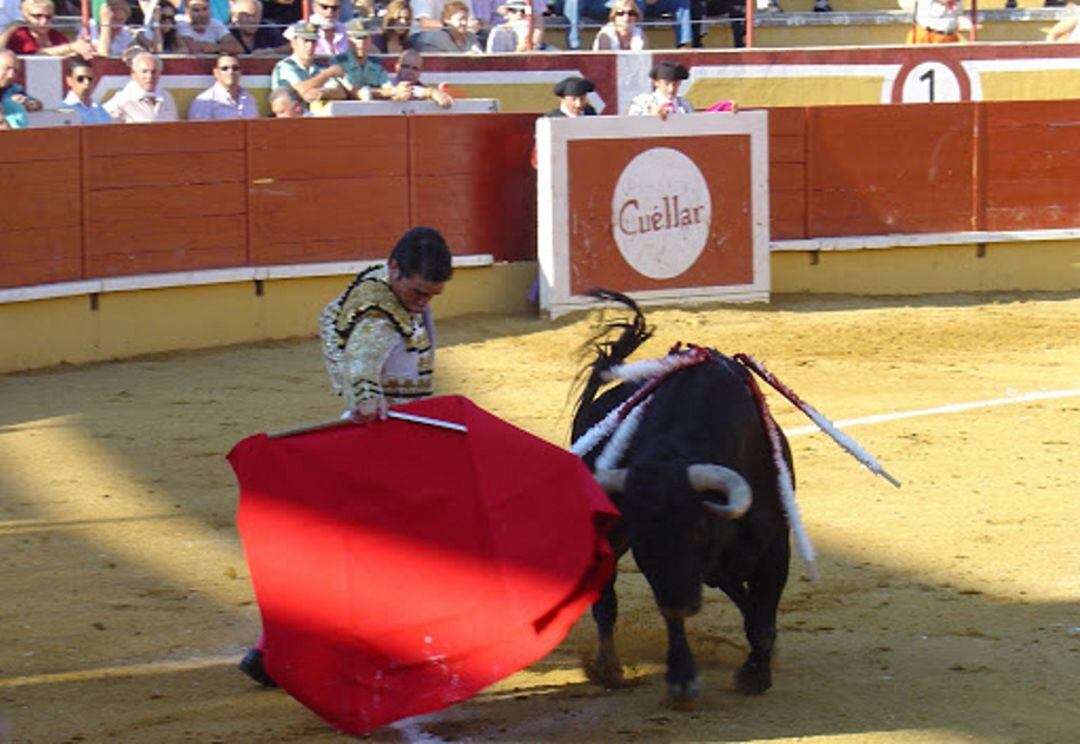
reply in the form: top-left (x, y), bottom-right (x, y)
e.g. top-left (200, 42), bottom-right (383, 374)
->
top-left (1, 292), bottom-right (1077, 743)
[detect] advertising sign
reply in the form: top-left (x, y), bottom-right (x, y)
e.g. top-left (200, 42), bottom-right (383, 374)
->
top-left (536, 112), bottom-right (770, 317)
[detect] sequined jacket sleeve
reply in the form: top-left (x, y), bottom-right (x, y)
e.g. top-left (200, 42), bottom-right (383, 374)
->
top-left (339, 313), bottom-right (401, 408)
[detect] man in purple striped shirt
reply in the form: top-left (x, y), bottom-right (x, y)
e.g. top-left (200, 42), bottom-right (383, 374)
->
top-left (187, 53), bottom-right (259, 120)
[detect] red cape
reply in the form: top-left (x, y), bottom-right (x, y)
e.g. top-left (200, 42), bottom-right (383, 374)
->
top-left (228, 395), bottom-right (617, 735)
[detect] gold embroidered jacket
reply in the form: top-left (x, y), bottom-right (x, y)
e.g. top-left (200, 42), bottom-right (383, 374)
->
top-left (319, 265), bottom-right (435, 409)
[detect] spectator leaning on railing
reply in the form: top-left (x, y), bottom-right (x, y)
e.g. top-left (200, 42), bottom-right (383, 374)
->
top-left (1, 48), bottom-right (42, 128)
top-left (59, 57), bottom-right (113, 124)
top-left (221, 0), bottom-right (288, 54)
top-left (271, 20), bottom-right (347, 109)
top-left (1, 0), bottom-right (95, 58)
top-left (370, 0), bottom-right (414, 54)
top-left (104, 51), bottom-right (178, 122)
top-left (476, 0), bottom-right (546, 51)
top-left (144, 0), bottom-right (192, 53)
top-left (330, 18), bottom-right (413, 101)
top-left (393, 48), bottom-right (453, 107)
top-left (92, 0), bottom-right (153, 57)
top-left (416, 0), bottom-right (482, 53)
top-left (178, 0), bottom-right (232, 53)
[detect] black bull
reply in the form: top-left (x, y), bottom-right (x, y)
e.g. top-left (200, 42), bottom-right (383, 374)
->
top-left (572, 296), bottom-right (792, 701)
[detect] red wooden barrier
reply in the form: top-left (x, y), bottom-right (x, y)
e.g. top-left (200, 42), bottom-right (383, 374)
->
top-left (0, 129), bottom-right (82, 288)
top-left (767, 107), bottom-right (807, 241)
top-left (805, 102), bottom-right (976, 237)
top-left (2, 102), bottom-right (1079, 294)
top-left (82, 121), bottom-right (249, 278)
top-left (409, 113), bottom-right (537, 263)
top-left (982, 99), bottom-right (1080, 232)
top-left (247, 117), bottom-right (410, 266)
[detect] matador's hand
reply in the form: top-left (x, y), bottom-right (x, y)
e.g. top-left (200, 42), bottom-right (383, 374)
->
top-left (349, 397), bottom-right (388, 424)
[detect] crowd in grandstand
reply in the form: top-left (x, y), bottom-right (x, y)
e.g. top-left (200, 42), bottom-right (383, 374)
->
top-left (2, 0), bottom-right (1080, 128)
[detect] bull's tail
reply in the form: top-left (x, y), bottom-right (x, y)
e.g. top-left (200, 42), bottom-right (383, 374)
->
top-left (571, 290), bottom-right (653, 434)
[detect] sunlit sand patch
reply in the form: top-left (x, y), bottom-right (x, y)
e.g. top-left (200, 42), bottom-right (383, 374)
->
top-left (0, 414), bottom-right (246, 607)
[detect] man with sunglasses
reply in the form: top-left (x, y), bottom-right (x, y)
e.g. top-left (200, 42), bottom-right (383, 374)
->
top-left (284, 0), bottom-right (348, 54)
top-left (188, 54), bottom-right (259, 120)
top-left (59, 58), bottom-right (112, 125)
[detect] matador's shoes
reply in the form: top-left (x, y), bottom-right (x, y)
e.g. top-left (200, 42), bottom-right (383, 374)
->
top-left (238, 647), bottom-right (277, 688)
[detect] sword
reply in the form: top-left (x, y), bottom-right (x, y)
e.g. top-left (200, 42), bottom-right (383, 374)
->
top-left (268, 410), bottom-right (467, 439)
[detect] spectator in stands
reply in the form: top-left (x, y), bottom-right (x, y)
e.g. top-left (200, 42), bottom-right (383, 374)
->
top-left (592, 0), bottom-right (645, 50)
top-left (906, 0), bottom-right (973, 44)
top-left (393, 48), bottom-right (453, 107)
top-left (2, 0), bottom-right (95, 58)
top-left (562, 0), bottom-right (691, 50)
top-left (60, 57), bottom-right (113, 124)
top-left (545, 75), bottom-right (595, 117)
top-left (286, 0), bottom-right (348, 54)
top-left (178, 0), bottom-right (232, 52)
top-left (484, 0), bottom-right (533, 52)
top-left (1045, 4), bottom-right (1080, 41)
top-left (221, 0), bottom-right (288, 54)
top-left (271, 20), bottom-right (347, 108)
top-left (92, 0), bottom-right (149, 57)
top-left (104, 51), bottom-right (179, 122)
top-left (0, 48), bottom-right (41, 128)
top-left (262, 0), bottom-right (303, 34)
top-left (268, 83), bottom-right (304, 116)
top-left (760, 0), bottom-right (832, 11)
top-left (416, 1), bottom-right (482, 52)
top-left (476, 0), bottom-right (545, 51)
top-left (143, 0), bottom-right (192, 53)
top-left (1, 0), bottom-right (22, 31)
top-left (187, 53), bottom-right (259, 119)
top-left (370, 0), bottom-right (414, 53)
top-left (414, 0), bottom-right (479, 33)
top-left (626, 59), bottom-right (692, 118)
top-left (331, 18), bottom-right (412, 100)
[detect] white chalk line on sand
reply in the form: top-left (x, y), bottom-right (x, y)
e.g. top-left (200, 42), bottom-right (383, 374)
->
top-left (785, 388), bottom-right (1080, 437)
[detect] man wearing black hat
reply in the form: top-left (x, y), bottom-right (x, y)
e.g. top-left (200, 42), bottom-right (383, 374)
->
top-left (626, 60), bottom-right (693, 119)
top-left (546, 75), bottom-right (597, 118)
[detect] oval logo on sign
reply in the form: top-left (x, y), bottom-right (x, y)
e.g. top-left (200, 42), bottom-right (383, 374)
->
top-left (611, 147), bottom-right (711, 280)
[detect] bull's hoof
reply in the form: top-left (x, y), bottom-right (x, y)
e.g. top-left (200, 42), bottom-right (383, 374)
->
top-left (666, 675), bottom-right (701, 704)
top-left (733, 660), bottom-right (771, 695)
top-left (585, 657), bottom-right (626, 690)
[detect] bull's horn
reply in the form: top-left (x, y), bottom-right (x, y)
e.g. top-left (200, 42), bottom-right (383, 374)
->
top-left (688, 464), bottom-right (751, 519)
top-left (594, 468), bottom-right (628, 494)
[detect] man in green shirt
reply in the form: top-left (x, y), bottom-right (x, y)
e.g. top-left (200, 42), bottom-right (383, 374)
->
top-left (270, 21), bottom-right (347, 108)
top-left (331, 18), bottom-right (412, 101)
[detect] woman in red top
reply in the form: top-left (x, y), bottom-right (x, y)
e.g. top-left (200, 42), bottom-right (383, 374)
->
top-left (2, 0), bottom-right (95, 58)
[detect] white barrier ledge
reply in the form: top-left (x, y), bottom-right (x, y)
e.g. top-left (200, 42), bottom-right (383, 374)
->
top-left (771, 228), bottom-right (1080, 252)
top-left (0, 254), bottom-right (495, 305)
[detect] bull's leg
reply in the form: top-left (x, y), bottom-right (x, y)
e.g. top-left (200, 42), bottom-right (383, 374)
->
top-left (664, 616), bottom-right (700, 701)
top-left (587, 575), bottom-right (625, 688)
top-left (734, 539), bottom-right (789, 695)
